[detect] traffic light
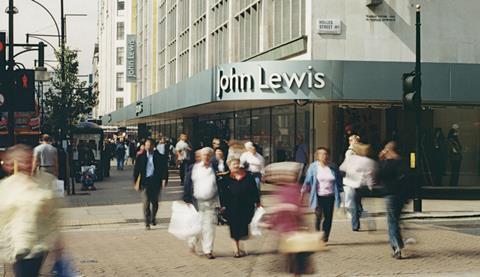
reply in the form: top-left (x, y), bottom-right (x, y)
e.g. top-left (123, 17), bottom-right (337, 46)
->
top-left (402, 71), bottom-right (421, 110)
top-left (0, 32), bottom-right (6, 73)
top-left (13, 69), bottom-right (36, 111)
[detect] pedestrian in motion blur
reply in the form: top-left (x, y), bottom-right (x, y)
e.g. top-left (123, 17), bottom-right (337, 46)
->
top-left (240, 141), bottom-right (265, 190)
top-left (0, 144), bottom-right (60, 277)
top-left (183, 147), bottom-right (220, 259)
top-left (301, 147), bottom-right (343, 243)
top-left (340, 138), bottom-right (377, 231)
top-left (378, 141), bottom-right (408, 259)
top-left (220, 158), bottom-right (260, 257)
top-left (134, 138), bottom-right (168, 230)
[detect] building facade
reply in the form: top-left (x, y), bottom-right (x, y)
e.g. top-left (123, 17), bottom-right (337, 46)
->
top-left (104, 0), bottom-right (480, 193)
top-left (97, 0), bottom-right (135, 116)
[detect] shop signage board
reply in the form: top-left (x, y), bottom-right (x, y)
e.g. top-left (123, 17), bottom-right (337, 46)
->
top-left (316, 19), bottom-right (342, 34)
top-left (126, 35), bottom-right (137, 83)
top-left (215, 60), bottom-right (338, 101)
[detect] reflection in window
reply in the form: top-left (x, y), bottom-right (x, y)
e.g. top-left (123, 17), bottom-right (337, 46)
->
top-left (235, 110), bottom-right (251, 141)
top-left (272, 105), bottom-right (295, 162)
top-left (252, 108), bottom-right (271, 162)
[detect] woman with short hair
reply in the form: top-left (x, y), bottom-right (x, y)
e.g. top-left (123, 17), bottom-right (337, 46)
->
top-left (220, 158), bottom-right (261, 257)
top-left (301, 147), bottom-right (343, 243)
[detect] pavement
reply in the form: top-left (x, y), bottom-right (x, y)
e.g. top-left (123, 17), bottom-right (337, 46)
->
top-left (3, 164), bottom-right (480, 276)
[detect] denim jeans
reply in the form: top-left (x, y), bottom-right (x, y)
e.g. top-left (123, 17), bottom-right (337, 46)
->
top-left (251, 172), bottom-right (262, 191)
top-left (385, 195), bottom-right (404, 250)
top-left (117, 158), bottom-right (124, 170)
top-left (349, 188), bottom-right (362, 231)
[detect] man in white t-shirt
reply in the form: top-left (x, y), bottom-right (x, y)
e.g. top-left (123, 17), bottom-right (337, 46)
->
top-left (176, 133), bottom-right (192, 186)
top-left (33, 134), bottom-right (58, 177)
top-left (183, 147), bottom-right (218, 259)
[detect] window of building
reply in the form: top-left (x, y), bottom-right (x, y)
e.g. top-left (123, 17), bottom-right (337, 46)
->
top-left (211, 0), bottom-right (229, 66)
top-left (252, 108), bottom-right (271, 162)
top-left (235, 1), bottom-right (261, 60)
top-left (116, 47), bottom-right (125, 65)
top-left (117, 0), bottom-right (125, 15)
top-left (272, 105), bottom-right (295, 162)
top-left (116, 97), bottom-right (124, 110)
top-left (117, 22), bottom-right (125, 40)
top-left (235, 110), bottom-right (251, 141)
top-left (272, 0), bottom-right (305, 47)
top-left (116, 72), bottom-right (124, 91)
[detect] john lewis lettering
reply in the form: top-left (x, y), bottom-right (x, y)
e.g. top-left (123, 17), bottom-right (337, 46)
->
top-left (217, 66), bottom-right (326, 99)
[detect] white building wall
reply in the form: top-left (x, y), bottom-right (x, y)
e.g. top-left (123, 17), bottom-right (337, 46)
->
top-left (133, 0), bottom-right (480, 99)
top-left (97, 0), bottom-right (133, 117)
top-left (311, 0), bottom-right (480, 63)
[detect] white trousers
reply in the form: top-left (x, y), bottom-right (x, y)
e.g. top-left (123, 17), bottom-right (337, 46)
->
top-left (188, 199), bottom-right (217, 254)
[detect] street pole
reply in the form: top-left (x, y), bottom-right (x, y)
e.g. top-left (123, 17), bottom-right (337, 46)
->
top-left (413, 5), bottom-right (423, 212)
top-left (7, 0), bottom-right (15, 146)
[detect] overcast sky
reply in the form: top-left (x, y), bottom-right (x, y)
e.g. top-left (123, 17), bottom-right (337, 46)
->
top-left (0, 0), bottom-right (97, 81)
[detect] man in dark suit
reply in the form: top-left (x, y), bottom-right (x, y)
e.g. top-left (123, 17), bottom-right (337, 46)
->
top-left (134, 138), bottom-right (168, 230)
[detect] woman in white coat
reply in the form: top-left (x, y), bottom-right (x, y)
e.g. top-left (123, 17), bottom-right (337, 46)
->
top-left (340, 139), bottom-right (377, 231)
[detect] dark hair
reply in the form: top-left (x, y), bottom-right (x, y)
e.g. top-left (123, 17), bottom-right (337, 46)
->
top-left (145, 138), bottom-right (154, 144)
top-left (315, 147), bottom-right (330, 155)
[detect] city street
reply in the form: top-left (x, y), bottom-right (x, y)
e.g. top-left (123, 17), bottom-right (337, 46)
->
top-left (43, 167), bottom-right (480, 276)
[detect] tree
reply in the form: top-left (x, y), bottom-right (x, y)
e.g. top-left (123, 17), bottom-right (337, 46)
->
top-left (44, 47), bottom-right (98, 139)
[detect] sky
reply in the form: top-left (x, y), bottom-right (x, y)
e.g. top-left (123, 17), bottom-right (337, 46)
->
top-left (0, 0), bottom-right (97, 81)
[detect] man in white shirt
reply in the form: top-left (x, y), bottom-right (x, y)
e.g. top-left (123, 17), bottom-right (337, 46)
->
top-left (240, 141), bottom-right (265, 190)
top-left (32, 134), bottom-right (58, 177)
top-left (176, 133), bottom-right (192, 186)
top-left (183, 147), bottom-right (218, 259)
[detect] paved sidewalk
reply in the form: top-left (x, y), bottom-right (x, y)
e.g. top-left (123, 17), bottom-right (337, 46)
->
top-left (60, 177), bottom-right (480, 228)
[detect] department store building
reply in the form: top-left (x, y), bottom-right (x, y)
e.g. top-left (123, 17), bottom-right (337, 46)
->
top-left (102, 0), bottom-right (480, 194)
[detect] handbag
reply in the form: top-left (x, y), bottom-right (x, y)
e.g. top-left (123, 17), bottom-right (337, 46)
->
top-left (278, 231), bottom-right (326, 253)
top-left (135, 174), bottom-right (141, 191)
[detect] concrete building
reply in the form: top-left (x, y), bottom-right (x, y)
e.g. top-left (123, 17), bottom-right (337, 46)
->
top-left (97, 0), bottom-right (135, 117)
top-left (104, 0), bottom-right (480, 193)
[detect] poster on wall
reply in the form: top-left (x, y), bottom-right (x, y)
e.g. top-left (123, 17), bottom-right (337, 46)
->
top-left (14, 112), bottom-right (40, 133)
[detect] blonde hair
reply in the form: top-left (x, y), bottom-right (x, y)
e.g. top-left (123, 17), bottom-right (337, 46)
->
top-left (349, 135), bottom-right (360, 142)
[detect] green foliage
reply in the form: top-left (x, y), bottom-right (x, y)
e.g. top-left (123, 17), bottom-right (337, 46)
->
top-left (43, 47), bottom-right (98, 138)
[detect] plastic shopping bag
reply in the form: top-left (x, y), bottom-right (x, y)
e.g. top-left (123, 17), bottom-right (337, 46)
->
top-left (168, 201), bottom-right (202, 240)
top-left (250, 206), bottom-right (266, 236)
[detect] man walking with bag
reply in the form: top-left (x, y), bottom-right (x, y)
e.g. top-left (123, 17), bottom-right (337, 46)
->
top-left (183, 147), bottom-right (220, 259)
top-left (134, 138), bottom-right (168, 230)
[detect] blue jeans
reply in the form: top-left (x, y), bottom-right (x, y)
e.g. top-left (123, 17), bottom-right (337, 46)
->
top-left (251, 172), bottom-right (262, 191)
top-left (385, 195), bottom-right (404, 250)
top-left (117, 157), bottom-right (124, 170)
top-left (349, 188), bottom-right (362, 231)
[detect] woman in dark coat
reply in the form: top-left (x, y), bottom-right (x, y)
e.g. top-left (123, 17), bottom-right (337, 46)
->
top-left (221, 158), bottom-right (261, 258)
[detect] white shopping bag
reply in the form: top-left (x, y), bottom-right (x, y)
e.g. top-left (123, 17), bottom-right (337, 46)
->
top-left (168, 201), bottom-right (202, 240)
top-left (250, 206), bottom-right (266, 236)
top-left (53, 180), bottom-right (65, 198)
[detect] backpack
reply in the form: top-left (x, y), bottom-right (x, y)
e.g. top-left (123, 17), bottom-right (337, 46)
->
top-left (115, 144), bottom-right (126, 157)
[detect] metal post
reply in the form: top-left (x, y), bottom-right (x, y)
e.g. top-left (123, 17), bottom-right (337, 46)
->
top-left (7, 0), bottom-right (15, 146)
top-left (413, 5), bottom-right (422, 212)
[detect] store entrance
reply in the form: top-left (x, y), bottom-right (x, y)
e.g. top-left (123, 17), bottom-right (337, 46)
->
top-left (193, 117), bottom-right (233, 149)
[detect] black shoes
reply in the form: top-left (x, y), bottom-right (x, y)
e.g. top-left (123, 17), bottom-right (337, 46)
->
top-left (151, 220), bottom-right (157, 226)
top-left (145, 225), bottom-right (151, 230)
top-left (392, 248), bottom-right (402, 259)
top-left (206, 253), bottom-right (216, 259)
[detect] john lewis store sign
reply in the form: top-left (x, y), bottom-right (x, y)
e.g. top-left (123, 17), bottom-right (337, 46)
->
top-left (216, 62), bottom-right (329, 100)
